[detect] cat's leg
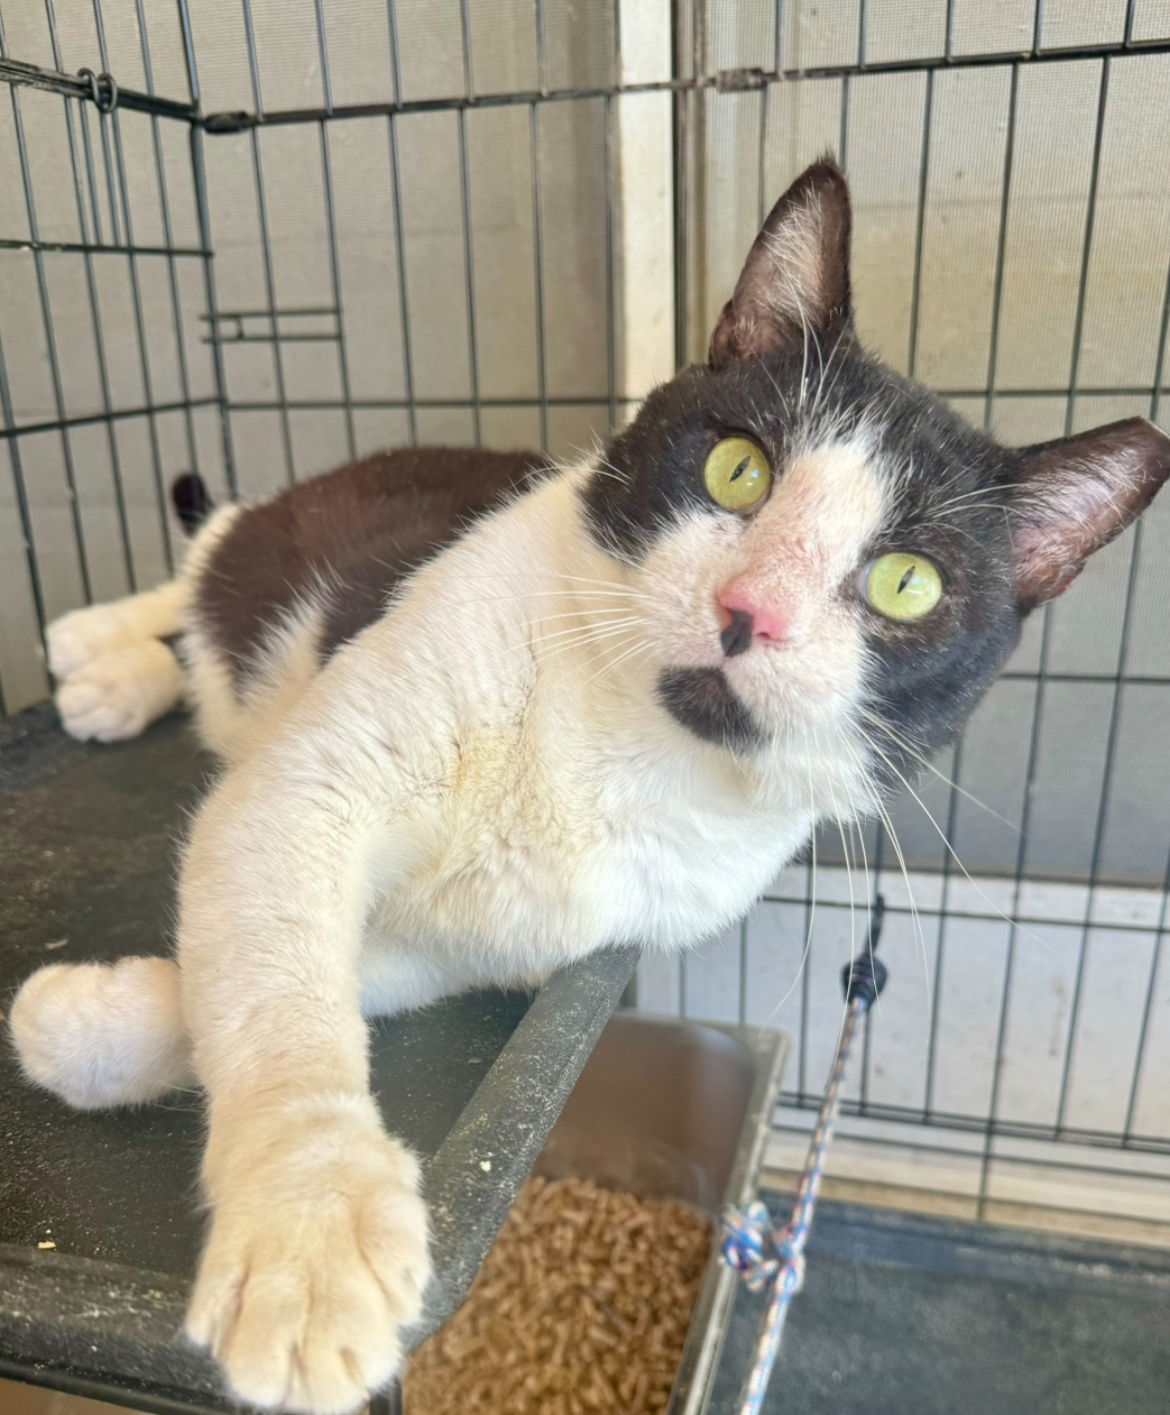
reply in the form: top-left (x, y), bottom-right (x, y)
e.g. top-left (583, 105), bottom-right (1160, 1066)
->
top-left (178, 749), bottom-right (432, 1415)
top-left (9, 957), bottom-right (192, 1109)
top-left (47, 580), bottom-right (187, 677)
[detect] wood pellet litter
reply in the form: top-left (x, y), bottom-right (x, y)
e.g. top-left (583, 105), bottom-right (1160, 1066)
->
top-left (404, 1175), bottom-right (713, 1415)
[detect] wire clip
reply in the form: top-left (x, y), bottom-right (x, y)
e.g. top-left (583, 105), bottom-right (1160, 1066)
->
top-left (77, 67), bottom-right (118, 114)
top-left (715, 67), bottom-right (771, 92)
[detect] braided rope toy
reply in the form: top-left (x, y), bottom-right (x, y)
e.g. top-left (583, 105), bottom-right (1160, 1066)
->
top-left (721, 895), bottom-right (888, 1415)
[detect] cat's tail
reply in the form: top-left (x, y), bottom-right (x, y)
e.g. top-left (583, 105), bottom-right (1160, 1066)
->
top-left (172, 471), bottom-right (216, 537)
top-left (9, 957), bottom-right (193, 1109)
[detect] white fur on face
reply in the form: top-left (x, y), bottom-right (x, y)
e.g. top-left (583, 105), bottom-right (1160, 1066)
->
top-left (635, 433), bottom-right (887, 733)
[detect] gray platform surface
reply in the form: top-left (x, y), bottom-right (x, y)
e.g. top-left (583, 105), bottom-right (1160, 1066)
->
top-left (713, 1197), bottom-right (1170, 1414)
top-left (0, 705), bottom-right (635, 1413)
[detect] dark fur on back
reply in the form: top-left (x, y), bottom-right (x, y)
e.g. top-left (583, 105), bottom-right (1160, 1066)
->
top-left (197, 447), bottom-right (550, 690)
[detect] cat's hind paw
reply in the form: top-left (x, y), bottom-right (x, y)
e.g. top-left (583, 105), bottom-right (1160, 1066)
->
top-left (9, 958), bottom-right (190, 1109)
top-left (55, 641), bottom-right (184, 742)
top-left (187, 1111), bottom-right (431, 1415)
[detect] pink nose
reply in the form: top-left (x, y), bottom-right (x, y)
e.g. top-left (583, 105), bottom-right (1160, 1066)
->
top-left (717, 587), bottom-right (788, 657)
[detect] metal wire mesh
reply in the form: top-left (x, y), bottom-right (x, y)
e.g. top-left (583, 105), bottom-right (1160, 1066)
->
top-left (2, 0), bottom-right (1170, 1235)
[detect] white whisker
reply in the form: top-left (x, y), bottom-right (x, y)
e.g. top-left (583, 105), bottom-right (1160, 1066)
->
top-left (580, 632), bottom-right (654, 689)
top-left (524, 606), bottom-right (644, 632)
top-left (860, 730), bottom-right (1055, 951)
top-left (842, 734), bottom-right (930, 1004)
top-left (858, 708), bottom-right (1018, 832)
top-left (523, 618), bottom-right (644, 660)
top-left (767, 763), bottom-right (819, 1024)
top-left (834, 813), bottom-right (861, 1052)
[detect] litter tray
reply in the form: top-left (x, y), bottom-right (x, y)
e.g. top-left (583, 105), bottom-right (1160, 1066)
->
top-left (534, 1011), bottom-right (788, 1415)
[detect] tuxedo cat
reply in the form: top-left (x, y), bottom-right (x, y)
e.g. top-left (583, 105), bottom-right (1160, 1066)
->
top-left (11, 159), bottom-right (1170, 1415)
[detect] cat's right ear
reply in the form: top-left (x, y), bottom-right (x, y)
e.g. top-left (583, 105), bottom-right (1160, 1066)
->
top-left (709, 157), bottom-right (853, 369)
top-left (1010, 417), bottom-right (1170, 610)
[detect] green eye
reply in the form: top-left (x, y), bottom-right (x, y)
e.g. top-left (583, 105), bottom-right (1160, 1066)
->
top-left (704, 437), bottom-right (772, 512)
top-left (863, 552), bottom-right (944, 622)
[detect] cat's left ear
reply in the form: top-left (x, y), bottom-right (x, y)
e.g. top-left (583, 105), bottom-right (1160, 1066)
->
top-left (1011, 417), bottom-right (1170, 610)
top-left (709, 157), bottom-right (853, 369)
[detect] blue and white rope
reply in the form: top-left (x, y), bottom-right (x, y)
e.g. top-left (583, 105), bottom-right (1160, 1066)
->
top-left (720, 900), bottom-right (886, 1415)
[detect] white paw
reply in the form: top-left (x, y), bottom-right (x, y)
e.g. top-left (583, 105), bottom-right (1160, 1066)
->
top-left (47, 604), bottom-right (140, 678)
top-left (188, 1112), bottom-right (431, 1415)
top-left (55, 642), bottom-right (183, 742)
top-left (9, 959), bottom-right (190, 1110)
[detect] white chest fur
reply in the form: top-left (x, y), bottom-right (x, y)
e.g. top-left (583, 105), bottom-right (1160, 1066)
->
top-left (229, 469), bottom-right (861, 1010)
top-left (381, 712), bottom-right (811, 971)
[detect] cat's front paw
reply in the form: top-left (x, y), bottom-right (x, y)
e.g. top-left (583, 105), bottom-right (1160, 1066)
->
top-left (187, 1114), bottom-right (431, 1415)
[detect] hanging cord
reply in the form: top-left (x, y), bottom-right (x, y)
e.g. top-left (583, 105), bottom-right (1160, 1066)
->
top-left (721, 894), bottom-right (888, 1415)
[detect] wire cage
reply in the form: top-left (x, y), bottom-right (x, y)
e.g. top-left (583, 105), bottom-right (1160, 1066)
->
top-left (3, 0), bottom-right (1170, 1240)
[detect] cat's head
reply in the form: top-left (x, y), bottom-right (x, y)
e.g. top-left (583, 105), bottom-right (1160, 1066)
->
top-left (582, 158), bottom-right (1170, 786)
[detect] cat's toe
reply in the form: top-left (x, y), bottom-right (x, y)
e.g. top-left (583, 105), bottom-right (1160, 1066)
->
top-left (55, 643), bottom-right (183, 742)
top-left (47, 605), bottom-right (138, 678)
